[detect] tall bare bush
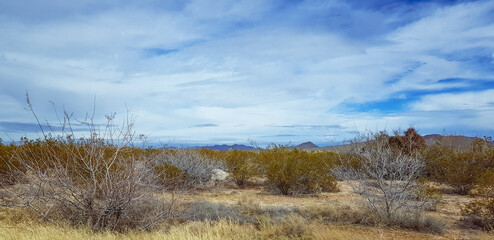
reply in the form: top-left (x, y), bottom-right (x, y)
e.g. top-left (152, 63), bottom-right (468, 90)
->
top-left (333, 130), bottom-right (431, 222)
top-left (0, 95), bottom-right (174, 232)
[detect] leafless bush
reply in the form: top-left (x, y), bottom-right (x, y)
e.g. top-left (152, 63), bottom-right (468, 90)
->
top-left (0, 95), bottom-right (174, 232)
top-left (333, 130), bottom-right (434, 223)
top-left (177, 198), bottom-right (298, 225)
top-left (178, 201), bottom-right (247, 223)
top-left (153, 149), bottom-right (226, 189)
top-left (300, 202), bottom-right (445, 233)
top-left (300, 203), bottom-right (372, 224)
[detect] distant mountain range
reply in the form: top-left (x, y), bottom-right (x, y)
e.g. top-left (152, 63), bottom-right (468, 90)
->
top-left (158, 134), bottom-right (492, 152)
top-left (198, 144), bottom-right (257, 151)
top-left (176, 141), bottom-right (320, 151)
top-left (200, 141), bottom-right (321, 151)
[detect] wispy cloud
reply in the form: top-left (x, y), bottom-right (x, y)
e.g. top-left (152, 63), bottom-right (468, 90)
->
top-left (188, 123), bottom-right (218, 128)
top-left (1, 0), bottom-right (493, 144)
top-left (0, 121), bottom-right (93, 135)
top-left (269, 125), bottom-right (345, 130)
top-left (0, 121), bottom-right (59, 133)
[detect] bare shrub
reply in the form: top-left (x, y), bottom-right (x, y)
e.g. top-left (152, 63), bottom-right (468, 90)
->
top-left (153, 149), bottom-right (226, 189)
top-left (300, 203), bottom-right (446, 233)
top-left (178, 198), bottom-right (298, 225)
top-left (0, 96), bottom-right (174, 232)
top-left (333, 130), bottom-right (434, 223)
top-left (415, 183), bottom-right (443, 211)
top-left (177, 200), bottom-right (314, 240)
top-left (300, 204), bottom-right (372, 224)
top-left (179, 201), bottom-right (247, 223)
top-left (390, 211), bottom-right (447, 234)
top-left (236, 197), bottom-right (262, 216)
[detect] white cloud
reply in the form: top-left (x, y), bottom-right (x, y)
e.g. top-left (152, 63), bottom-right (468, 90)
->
top-left (410, 90), bottom-right (494, 111)
top-left (1, 0), bottom-right (494, 143)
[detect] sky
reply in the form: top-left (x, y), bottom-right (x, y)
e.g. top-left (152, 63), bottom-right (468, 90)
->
top-left (0, 0), bottom-right (493, 147)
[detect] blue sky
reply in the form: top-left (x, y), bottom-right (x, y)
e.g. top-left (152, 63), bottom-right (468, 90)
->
top-left (0, 0), bottom-right (493, 146)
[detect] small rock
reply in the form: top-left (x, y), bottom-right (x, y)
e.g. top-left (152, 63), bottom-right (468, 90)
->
top-left (211, 169), bottom-right (229, 181)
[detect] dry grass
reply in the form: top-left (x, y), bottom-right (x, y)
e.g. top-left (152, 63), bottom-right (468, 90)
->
top-left (0, 214), bottom-right (458, 240)
top-left (1, 181), bottom-right (493, 240)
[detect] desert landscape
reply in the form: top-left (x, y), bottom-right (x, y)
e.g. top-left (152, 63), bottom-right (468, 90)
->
top-left (1, 1), bottom-right (494, 239)
top-left (0, 116), bottom-right (493, 239)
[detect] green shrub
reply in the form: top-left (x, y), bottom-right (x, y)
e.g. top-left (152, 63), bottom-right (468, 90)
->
top-left (0, 141), bottom-right (17, 183)
top-left (154, 162), bottom-right (188, 189)
top-left (256, 145), bottom-right (338, 195)
top-left (425, 137), bottom-right (494, 195)
top-left (475, 169), bottom-right (494, 197)
top-left (462, 197), bottom-right (494, 231)
top-left (461, 169), bottom-right (494, 231)
top-left (224, 150), bottom-right (259, 186)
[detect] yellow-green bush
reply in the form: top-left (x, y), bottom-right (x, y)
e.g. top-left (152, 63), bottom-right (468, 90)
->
top-left (0, 141), bottom-right (16, 183)
top-left (461, 169), bottom-right (494, 230)
top-left (223, 150), bottom-right (259, 186)
top-left (256, 145), bottom-right (338, 195)
top-left (475, 170), bottom-right (494, 197)
top-left (154, 162), bottom-right (188, 189)
top-left (462, 197), bottom-right (494, 231)
top-left (425, 138), bottom-right (494, 195)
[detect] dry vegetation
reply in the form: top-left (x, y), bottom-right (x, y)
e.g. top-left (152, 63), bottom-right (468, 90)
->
top-left (0, 101), bottom-right (493, 239)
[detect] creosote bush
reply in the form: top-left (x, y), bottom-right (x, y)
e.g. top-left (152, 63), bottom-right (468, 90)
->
top-left (256, 145), bottom-right (339, 195)
top-left (462, 197), bottom-right (494, 231)
top-left (461, 169), bottom-right (494, 231)
top-left (223, 150), bottom-right (259, 186)
top-left (425, 137), bottom-right (494, 195)
top-left (0, 141), bottom-right (17, 184)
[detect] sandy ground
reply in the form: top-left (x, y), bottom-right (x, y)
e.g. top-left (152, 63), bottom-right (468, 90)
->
top-left (163, 180), bottom-right (493, 239)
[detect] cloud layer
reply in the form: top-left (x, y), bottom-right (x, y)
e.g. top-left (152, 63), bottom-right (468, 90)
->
top-left (1, 0), bottom-right (493, 145)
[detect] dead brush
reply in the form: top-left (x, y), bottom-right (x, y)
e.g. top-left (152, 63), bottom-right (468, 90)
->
top-left (332, 129), bottom-right (446, 233)
top-left (0, 95), bottom-right (175, 232)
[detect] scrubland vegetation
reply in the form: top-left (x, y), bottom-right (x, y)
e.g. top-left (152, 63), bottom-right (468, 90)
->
top-left (0, 103), bottom-right (493, 239)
